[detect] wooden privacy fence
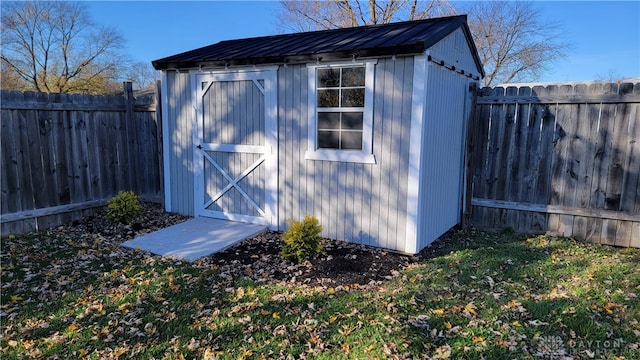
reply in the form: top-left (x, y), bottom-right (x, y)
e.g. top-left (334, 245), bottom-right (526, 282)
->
top-left (470, 82), bottom-right (639, 247)
top-left (1, 83), bottom-right (163, 236)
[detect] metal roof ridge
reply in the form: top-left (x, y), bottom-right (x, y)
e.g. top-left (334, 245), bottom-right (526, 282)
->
top-left (214, 14), bottom-right (467, 44)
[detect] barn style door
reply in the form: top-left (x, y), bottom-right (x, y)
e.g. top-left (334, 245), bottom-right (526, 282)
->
top-left (193, 69), bottom-right (277, 226)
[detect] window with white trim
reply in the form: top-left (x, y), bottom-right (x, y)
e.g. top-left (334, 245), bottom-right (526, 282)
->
top-left (306, 61), bottom-right (376, 163)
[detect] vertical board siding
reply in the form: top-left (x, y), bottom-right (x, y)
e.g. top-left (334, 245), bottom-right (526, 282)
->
top-left (472, 82), bottom-right (640, 247)
top-left (1, 87), bottom-right (162, 236)
top-left (418, 62), bottom-right (471, 249)
top-left (166, 71), bottom-right (194, 216)
top-left (277, 59), bottom-right (413, 252)
top-left (419, 28), bottom-right (483, 250)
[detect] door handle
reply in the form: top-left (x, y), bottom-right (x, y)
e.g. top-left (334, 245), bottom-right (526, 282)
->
top-left (197, 144), bottom-right (202, 150)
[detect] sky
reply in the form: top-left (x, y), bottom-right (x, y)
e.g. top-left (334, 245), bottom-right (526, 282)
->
top-left (85, 1), bottom-right (640, 83)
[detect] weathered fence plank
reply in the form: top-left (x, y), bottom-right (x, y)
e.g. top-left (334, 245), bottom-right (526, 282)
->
top-left (529, 86), bottom-right (556, 231)
top-left (472, 82), bottom-right (639, 247)
top-left (470, 86), bottom-right (494, 227)
top-left (1, 83), bottom-right (162, 236)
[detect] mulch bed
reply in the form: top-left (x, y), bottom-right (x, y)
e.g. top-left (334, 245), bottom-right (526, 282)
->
top-left (200, 231), bottom-right (420, 288)
top-left (61, 202), bottom-right (454, 288)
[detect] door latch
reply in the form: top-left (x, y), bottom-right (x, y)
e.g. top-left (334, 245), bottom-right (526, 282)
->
top-left (197, 144), bottom-right (202, 150)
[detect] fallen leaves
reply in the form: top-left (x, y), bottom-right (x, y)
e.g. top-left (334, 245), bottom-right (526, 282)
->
top-left (432, 308), bottom-right (446, 315)
top-left (464, 302), bottom-right (478, 317)
top-left (2, 209), bottom-right (639, 359)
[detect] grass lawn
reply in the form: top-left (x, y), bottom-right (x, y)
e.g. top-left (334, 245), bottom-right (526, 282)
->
top-left (1, 227), bottom-right (638, 359)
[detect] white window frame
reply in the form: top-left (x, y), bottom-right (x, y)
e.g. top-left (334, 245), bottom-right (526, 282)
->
top-left (305, 60), bottom-right (377, 164)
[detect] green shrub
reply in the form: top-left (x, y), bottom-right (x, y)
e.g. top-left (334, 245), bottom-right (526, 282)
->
top-left (281, 215), bottom-right (323, 263)
top-left (106, 191), bottom-right (142, 224)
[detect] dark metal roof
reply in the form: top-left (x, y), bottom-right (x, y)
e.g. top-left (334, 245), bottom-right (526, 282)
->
top-left (152, 15), bottom-right (483, 76)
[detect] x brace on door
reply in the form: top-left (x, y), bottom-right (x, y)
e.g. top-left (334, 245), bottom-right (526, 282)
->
top-left (201, 145), bottom-right (267, 218)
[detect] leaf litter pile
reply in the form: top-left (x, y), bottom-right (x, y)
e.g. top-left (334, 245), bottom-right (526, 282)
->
top-left (2, 203), bottom-right (639, 359)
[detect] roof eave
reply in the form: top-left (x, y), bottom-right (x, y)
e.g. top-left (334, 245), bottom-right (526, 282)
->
top-left (152, 43), bottom-right (426, 71)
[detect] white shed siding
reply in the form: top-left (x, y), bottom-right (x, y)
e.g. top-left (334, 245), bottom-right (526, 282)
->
top-left (428, 28), bottom-right (482, 80)
top-left (277, 58), bottom-right (413, 252)
top-left (416, 51), bottom-right (477, 250)
top-left (405, 28), bottom-right (480, 252)
top-left (419, 63), bottom-right (466, 248)
top-left (163, 70), bottom-right (195, 216)
top-left (405, 55), bottom-right (427, 254)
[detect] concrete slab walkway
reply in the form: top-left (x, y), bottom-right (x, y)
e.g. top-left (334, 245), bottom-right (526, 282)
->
top-left (122, 217), bottom-right (267, 262)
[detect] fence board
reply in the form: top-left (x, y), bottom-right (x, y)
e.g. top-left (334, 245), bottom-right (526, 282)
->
top-left (497, 87), bottom-right (518, 226)
top-left (635, 84), bottom-right (640, 218)
top-left (605, 85), bottom-right (630, 245)
top-left (573, 85), bottom-right (599, 240)
top-left (511, 88), bottom-right (530, 231)
top-left (472, 82), bottom-right (639, 247)
top-left (1, 83), bottom-right (162, 236)
top-left (18, 101), bottom-right (37, 219)
top-left (85, 100), bottom-right (102, 200)
top-left (470, 87), bottom-right (494, 227)
top-left (597, 88), bottom-right (621, 245)
top-left (551, 85), bottom-right (578, 236)
top-left (531, 86), bottom-right (556, 231)
top-left (518, 89), bottom-right (541, 231)
top-left (1, 104), bottom-right (19, 215)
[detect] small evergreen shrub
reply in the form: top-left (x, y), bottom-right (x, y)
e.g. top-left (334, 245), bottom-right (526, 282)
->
top-left (281, 215), bottom-right (323, 263)
top-left (106, 191), bottom-right (142, 224)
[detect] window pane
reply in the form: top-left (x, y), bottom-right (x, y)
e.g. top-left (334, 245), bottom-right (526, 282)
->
top-left (318, 89), bottom-right (339, 107)
top-left (317, 68), bottom-right (340, 87)
top-left (342, 112), bottom-right (363, 130)
top-left (342, 67), bottom-right (365, 87)
top-left (318, 130), bottom-right (340, 149)
top-left (341, 131), bottom-right (363, 150)
top-left (342, 88), bottom-right (364, 107)
top-left (318, 112), bottom-right (340, 129)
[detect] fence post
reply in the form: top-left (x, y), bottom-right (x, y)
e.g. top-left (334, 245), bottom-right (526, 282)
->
top-left (154, 80), bottom-right (165, 208)
top-left (122, 81), bottom-right (135, 192)
top-left (123, 81), bottom-right (134, 121)
top-left (462, 82), bottom-right (479, 228)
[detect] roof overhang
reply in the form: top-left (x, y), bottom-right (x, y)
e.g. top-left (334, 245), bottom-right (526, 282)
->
top-left (152, 43), bottom-right (426, 71)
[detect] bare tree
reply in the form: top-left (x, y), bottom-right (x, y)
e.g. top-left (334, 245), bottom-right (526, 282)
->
top-left (463, 1), bottom-right (568, 86)
top-left (278, 0), bottom-right (455, 32)
top-left (594, 69), bottom-right (625, 84)
top-left (278, 1), bottom-right (568, 86)
top-left (125, 62), bottom-right (160, 91)
top-left (1, 1), bottom-right (127, 94)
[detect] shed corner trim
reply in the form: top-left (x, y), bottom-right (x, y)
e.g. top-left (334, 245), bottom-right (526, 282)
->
top-left (405, 53), bottom-right (428, 254)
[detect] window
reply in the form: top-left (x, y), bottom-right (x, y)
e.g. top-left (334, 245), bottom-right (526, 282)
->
top-left (317, 67), bottom-right (365, 150)
top-left (306, 61), bottom-right (376, 163)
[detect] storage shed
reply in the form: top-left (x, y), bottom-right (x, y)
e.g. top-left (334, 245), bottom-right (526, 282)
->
top-left (152, 15), bottom-right (484, 254)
